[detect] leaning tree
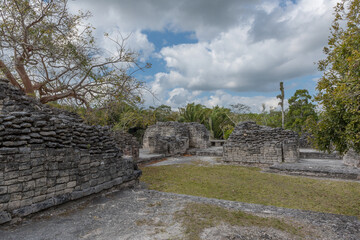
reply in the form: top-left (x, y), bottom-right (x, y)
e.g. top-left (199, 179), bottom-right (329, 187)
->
top-left (0, 0), bottom-right (149, 107)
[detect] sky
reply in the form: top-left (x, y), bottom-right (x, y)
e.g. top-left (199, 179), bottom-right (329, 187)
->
top-left (69, 0), bottom-right (337, 112)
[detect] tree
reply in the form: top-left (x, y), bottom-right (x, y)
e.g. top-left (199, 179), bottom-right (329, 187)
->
top-left (314, 0), bottom-right (360, 153)
top-left (0, 0), bottom-right (149, 107)
top-left (150, 105), bottom-right (178, 122)
top-left (228, 103), bottom-right (252, 124)
top-left (276, 82), bottom-right (285, 128)
top-left (265, 107), bottom-right (282, 128)
top-left (285, 89), bottom-right (317, 133)
top-left (179, 103), bottom-right (234, 139)
top-left (179, 103), bottom-right (210, 123)
top-left (207, 106), bottom-right (233, 139)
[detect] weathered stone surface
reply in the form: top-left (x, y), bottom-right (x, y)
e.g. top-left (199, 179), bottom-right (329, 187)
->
top-left (112, 131), bottom-right (140, 160)
top-left (185, 122), bottom-right (211, 149)
top-left (143, 122), bottom-right (210, 155)
top-left (343, 148), bottom-right (360, 168)
top-left (223, 121), bottom-right (299, 164)
top-left (0, 211), bottom-right (11, 224)
top-left (0, 79), bottom-right (141, 224)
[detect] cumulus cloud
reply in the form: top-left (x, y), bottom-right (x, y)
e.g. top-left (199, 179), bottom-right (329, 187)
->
top-left (69, 0), bottom-right (338, 110)
top-left (144, 83), bottom-right (284, 113)
top-left (156, 0), bottom-right (336, 93)
top-left (70, 0), bottom-right (261, 40)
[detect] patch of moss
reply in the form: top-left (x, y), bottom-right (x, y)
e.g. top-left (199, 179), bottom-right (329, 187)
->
top-left (141, 164), bottom-right (360, 218)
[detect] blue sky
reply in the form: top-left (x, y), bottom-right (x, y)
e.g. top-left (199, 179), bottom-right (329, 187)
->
top-left (137, 30), bottom-right (198, 80)
top-left (70, 0), bottom-right (337, 112)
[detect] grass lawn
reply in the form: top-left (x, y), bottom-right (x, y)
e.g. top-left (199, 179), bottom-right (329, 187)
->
top-left (140, 164), bottom-right (360, 218)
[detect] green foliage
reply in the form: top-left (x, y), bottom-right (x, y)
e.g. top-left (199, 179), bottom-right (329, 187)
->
top-left (178, 103), bottom-right (210, 123)
top-left (149, 105), bottom-right (179, 122)
top-left (228, 103), bottom-right (254, 124)
top-left (178, 102), bottom-right (288, 139)
top-left (314, 0), bottom-right (360, 153)
top-left (222, 125), bottom-right (234, 139)
top-left (286, 89), bottom-right (318, 133)
top-left (262, 108), bottom-right (283, 128)
top-left (207, 106), bottom-right (233, 139)
top-left (179, 103), bottom-right (234, 139)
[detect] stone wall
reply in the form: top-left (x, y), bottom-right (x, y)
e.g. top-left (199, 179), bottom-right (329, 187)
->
top-left (223, 122), bottom-right (299, 164)
top-left (112, 131), bottom-right (139, 160)
top-left (0, 79), bottom-right (141, 224)
top-left (142, 122), bottom-right (210, 155)
top-left (343, 148), bottom-right (360, 168)
top-left (185, 123), bottom-right (211, 149)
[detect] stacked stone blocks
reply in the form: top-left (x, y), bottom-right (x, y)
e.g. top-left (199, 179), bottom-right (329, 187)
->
top-left (112, 130), bottom-right (140, 160)
top-left (0, 79), bottom-right (141, 224)
top-left (223, 121), bottom-right (299, 164)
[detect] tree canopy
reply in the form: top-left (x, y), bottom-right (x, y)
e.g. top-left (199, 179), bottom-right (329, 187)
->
top-left (0, 0), bottom-right (148, 107)
top-left (286, 89), bottom-right (317, 134)
top-left (314, 0), bottom-right (360, 153)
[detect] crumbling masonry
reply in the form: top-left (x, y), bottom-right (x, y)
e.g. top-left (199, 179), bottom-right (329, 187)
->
top-left (223, 121), bottom-right (299, 164)
top-left (142, 121), bottom-right (210, 155)
top-left (0, 79), bottom-right (141, 224)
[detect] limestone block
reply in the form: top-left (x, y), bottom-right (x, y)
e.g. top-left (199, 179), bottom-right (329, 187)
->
top-left (343, 148), bottom-right (360, 168)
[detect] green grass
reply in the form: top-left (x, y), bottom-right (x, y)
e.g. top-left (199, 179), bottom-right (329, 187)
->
top-left (141, 164), bottom-right (360, 218)
top-left (175, 203), bottom-right (310, 240)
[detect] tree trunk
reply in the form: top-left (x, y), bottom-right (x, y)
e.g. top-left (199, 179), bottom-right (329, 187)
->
top-left (280, 82), bottom-right (285, 128)
top-left (15, 59), bottom-right (35, 95)
top-left (0, 59), bottom-right (23, 90)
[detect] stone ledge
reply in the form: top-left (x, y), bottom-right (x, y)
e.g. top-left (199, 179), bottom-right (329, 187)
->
top-left (3, 178), bottom-right (140, 225)
top-left (269, 160), bottom-right (360, 180)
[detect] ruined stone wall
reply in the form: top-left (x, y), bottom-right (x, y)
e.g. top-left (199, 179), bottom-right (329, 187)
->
top-left (343, 148), bottom-right (360, 168)
top-left (0, 79), bottom-right (141, 224)
top-left (185, 123), bottom-right (211, 149)
top-left (112, 131), bottom-right (139, 160)
top-left (142, 122), bottom-right (210, 155)
top-left (223, 122), bottom-right (299, 164)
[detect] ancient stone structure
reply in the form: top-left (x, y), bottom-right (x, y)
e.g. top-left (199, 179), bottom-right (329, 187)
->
top-left (112, 131), bottom-right (139, 160)
top-left (0, 79), bottom-right (141, 224)
top-left (223, 121), bottom-right (299, 164)
top-left (142, 122), bottom-right (210, 155)
top-left (343, 148), bottom-right (360, 168)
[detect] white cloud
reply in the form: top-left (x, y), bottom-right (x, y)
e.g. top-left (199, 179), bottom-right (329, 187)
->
top-left (144, 83), bottom-right (285, 113)
top-left (155, 0), bottom-right (337, 93)
top-left (69, 0), bottom-right (338, 109)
